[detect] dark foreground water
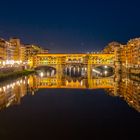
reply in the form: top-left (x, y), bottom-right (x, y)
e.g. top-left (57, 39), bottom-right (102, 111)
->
top-left (0, 75), bottom-right (140, 140)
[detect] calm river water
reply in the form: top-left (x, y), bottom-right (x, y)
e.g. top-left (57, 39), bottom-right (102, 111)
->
top-left (0, 71), bottom-right (140, 139)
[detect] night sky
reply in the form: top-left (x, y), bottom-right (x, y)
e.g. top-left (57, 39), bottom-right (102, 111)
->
top-left (0, 0), bottom-right (140, 53)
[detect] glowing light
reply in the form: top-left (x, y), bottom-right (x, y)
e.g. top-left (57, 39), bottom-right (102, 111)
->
top-left (20, 80), bottom-right (23, 83)
top-left (40, 72), bottom-right (44, 77)
top-left (104, 65), bottom-right (108, 69)
top-left (92, 69), bottom-right (100, 74)
top-left (80, 81), bottom-right (83, 86)
top-left (3, 61), bottom-right (6, 66)
top-left (16, 81), bottom-right (20, 85)
top-left (66, 80), bottom-right (68, 85)
top-left (104, 71), bottom-right (108, 75)
top-left (12, 83), bottom-right (15, 86)
top-left (3, 86), bottom-right (6, 92)
top-left (7, 85), bottom-right (10, 89)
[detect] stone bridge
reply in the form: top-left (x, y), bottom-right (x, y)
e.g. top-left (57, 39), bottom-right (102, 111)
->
top-left (33, 53), bottom-right (115, 69)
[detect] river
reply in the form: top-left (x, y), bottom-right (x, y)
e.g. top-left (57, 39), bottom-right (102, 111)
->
top-left (0, 69), bottom-right (140, 139)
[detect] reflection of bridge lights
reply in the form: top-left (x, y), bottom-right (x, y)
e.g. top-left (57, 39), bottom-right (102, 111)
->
top-left (12, 83), bottom-right (15, 87)
top-left (66, 80), bottom-right (68, 85)
top-left (3, 86), bottom-right (6, 92)
top-left (80, 81), bottom-right (83, 86)
top-left (16, 81), bottom-right (20, 85)
top-left (20, 80), bottom-right (23, 84)
top-left (7, 85), bottom-right (10, 89)
top-left (28, 79), bottom-right (30, 84)
top-left (104, 65), bottom-right (108, 69)
top-left (40, 72), bottom-right (44, 77)
top-left (78, 67), bottom-right (80, 72)
top-left (92, 69), bottom-right (101, 74)
top-left (104, 71), bottom-right (108, 75)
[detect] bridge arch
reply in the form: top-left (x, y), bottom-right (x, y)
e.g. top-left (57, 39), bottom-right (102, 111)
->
top-left (35, 66), bottom-right (56, 77)
top-left (91, 65), bottom-right (114, 78)
top-left (64, 64), bottom-right (87, 77)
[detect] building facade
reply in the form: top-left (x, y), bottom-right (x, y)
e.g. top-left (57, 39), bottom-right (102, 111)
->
top-left (0, 37), bottom-right (48, 68)
top-left (9, 38), bottom-right (21, 62)
top-left (103, 38), bottom-right (140, 73)
top-left (0, 38), bottom-right (6, 66)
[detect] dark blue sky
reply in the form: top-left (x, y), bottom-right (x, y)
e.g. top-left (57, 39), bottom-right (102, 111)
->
top-left (0, 0), bottom-right (140, 53)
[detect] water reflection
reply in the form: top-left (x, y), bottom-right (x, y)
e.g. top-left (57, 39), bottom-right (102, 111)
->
top-left (0, 73), bottom-right (140, 112)
top-left (106, 75), bottom-right (140, 112)
top-left (92, 66), bottom-right (114, 78)
top-left (35, 66), bottom-right (56, 77)
top-left (0, 77), bottom-right (29, 110)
